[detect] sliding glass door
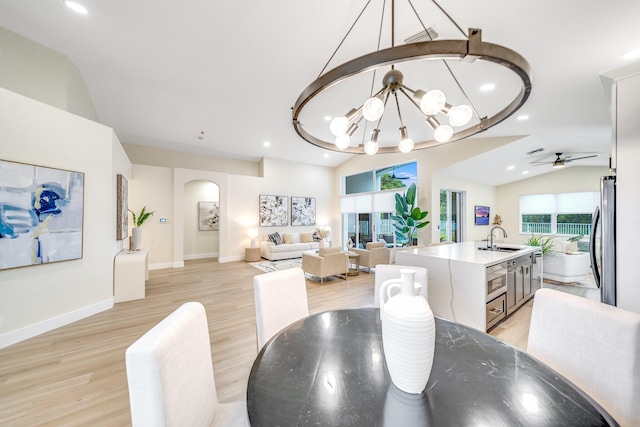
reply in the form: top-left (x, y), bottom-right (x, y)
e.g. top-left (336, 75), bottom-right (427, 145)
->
top-left (440, 189), bottom-right (464, 242)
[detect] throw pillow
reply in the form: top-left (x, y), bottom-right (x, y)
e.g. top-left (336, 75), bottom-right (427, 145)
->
top-left (268, 232), bottom-right (283, 245)
top-left (301, 232), bottom-right (314, 243)
top-left (312, 231), bottom-right (321, 242)
top-left (282, 233), bottom-right (294, 244)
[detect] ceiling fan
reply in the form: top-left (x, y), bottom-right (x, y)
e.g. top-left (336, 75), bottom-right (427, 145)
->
top-left (391, 166), bottom-right (410, 179)
top-left (531, 152), bottom-right (597, 169)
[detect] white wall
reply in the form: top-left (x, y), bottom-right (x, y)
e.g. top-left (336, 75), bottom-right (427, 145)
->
top-left (183, 181), bottom-right (220, 260)
top-left (0, 88), bottom-right (129, 348)
top-left (0, 27), bottom-right (98, 122)
top-left (431, 172), bottom-right (497, 243)
top-left (495, 166), bottom-right (608, 248)
top-left (128, 164), bottom-right (175, 268)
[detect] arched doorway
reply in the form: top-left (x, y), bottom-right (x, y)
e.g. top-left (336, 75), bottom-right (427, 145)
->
top-left (183, 180), bottom-right (220, 261)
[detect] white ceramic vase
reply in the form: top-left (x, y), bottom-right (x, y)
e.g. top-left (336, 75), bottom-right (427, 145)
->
top-left (379, 268), bottom-right (435, 394)
top-left (131, 227), bottom-right (143, 250)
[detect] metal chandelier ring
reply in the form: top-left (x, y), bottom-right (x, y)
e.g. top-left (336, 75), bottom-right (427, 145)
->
top-left (292, 29), bottom-right (533, 154)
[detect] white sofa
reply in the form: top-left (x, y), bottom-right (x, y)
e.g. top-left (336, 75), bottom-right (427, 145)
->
top-left (260, 231), bottom-right (320, 261)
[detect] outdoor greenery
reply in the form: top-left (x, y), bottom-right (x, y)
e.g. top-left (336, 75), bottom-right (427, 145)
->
top-left (392, 183), bottom-right (429, 246)
top-left (129, 206), bottom-right (155, 228)
top-left (380, 174), bottom-right (407, 190)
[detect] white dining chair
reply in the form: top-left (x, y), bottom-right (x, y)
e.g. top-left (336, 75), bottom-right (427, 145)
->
top-left (528, 288), bottom-right (640, 427)
top-left (374, 264), bottom-right (428, 307)
top-left (125, 302), bottom-right (249, 427)
top-left (253, 267), bottom-right (309, 350)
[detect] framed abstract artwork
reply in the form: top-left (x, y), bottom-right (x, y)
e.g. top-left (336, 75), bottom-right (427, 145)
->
top-left (116, 174), bottom-right (128, 240)
top-left (291, 196), bottom-right (316, 226)
top-left (198, 201), bottom-right (220, 231)
top-left (0, 159), bottom-right (85, 270)
top-left (259, 195), bottom-right (288, 227)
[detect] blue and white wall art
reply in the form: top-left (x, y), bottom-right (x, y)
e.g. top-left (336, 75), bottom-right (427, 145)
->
top-left (0, 159), bottom-right (84, 270)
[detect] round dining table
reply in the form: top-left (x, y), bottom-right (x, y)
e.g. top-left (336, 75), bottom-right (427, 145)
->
top-left (247, 307), bottom-right (617, 426)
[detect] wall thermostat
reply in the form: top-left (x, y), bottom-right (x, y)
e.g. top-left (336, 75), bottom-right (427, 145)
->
top-left (159, 218), bottom-right (167, 223)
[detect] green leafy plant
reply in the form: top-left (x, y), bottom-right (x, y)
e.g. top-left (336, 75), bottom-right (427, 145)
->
top-left (391, 183), bottom-right (430, 246)
top-left (567, 234), bottom-right (584, 242)
top-left (129, 206), bottom-right (154, 228)
top-left (524, 232), bottom-right (556, 255)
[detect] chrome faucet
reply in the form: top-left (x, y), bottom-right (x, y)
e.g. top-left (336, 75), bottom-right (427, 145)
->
top-left (488, 226), bottom-right (508, 249)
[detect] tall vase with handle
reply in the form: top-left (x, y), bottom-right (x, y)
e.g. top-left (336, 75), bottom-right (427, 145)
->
top-left (379, 268), bottom-right (435, 394)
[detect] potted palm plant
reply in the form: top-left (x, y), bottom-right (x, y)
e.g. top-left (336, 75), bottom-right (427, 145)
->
top-left (129, 206), bottom-right (154, 250)
top-left (391, 183), bottom-right (430, 247)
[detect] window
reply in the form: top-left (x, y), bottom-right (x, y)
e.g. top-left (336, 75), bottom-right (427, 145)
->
top-left (342, 162), bottom-right (418, 248)
top-left (519, 192), bottom-right (599, 236)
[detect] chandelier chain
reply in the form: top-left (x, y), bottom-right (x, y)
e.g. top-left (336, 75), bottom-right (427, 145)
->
top-left (429, 0), bottom-right (468, 38)
top-left (318, 0), bottom-right (373, 78)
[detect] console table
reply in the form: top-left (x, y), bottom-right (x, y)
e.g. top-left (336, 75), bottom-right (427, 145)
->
top-left (114, 249), bottom-right (149, 303)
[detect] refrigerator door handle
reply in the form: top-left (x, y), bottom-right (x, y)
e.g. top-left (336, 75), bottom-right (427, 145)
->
top-left (590, 205), bottom-right (600, 289)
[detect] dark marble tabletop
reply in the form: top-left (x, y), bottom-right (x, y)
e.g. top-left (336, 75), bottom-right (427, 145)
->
top-left (247, 308), bottom-right (617, 426)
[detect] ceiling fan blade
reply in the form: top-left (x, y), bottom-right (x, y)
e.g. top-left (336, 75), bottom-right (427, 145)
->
top-left (565, 154), bottom-right (597, 163)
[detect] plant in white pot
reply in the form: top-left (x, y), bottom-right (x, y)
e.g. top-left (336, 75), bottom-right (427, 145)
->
top-left (129, 206), bottom-right (154, 250)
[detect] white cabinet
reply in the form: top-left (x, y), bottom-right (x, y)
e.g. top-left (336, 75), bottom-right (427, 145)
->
top-left (114, 249), bottom-right (149, 303)
top-left (601, 63), bottom-right (640, 314)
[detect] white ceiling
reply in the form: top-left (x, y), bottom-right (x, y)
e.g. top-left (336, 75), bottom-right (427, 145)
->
top-left (0, 0), bottom-right (637, 184)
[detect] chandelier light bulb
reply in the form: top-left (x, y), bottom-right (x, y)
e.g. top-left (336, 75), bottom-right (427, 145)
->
top-left (364, 129), bottom-right (380, 155)
top-left (362, 96), bottom-right (385, 121)
top-left (335, 134), bottom-right (351, 149)
top-left (398, 127), bottom-right (414, 153)
top-left (434, 124), bottom-right (453, 142)
top-left (330, 116), bottom-right (349, 136)
top-left (448, 105), bottom-right (473, 126)
top-left (364, 140), bottom-right (379, 155)
top-left (420, 90), bottom-right (446, 115)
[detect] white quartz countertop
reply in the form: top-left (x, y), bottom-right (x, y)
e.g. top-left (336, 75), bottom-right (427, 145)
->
top-left (400, 242), bottom-right (539, 266)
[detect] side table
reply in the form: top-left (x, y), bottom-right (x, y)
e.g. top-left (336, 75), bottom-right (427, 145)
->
top-left (114, 249), bottom-right (149, 303)
top-left (245, 247), bottom-right (261, 262)
top-left (346, 251), bottom-right (360, 276)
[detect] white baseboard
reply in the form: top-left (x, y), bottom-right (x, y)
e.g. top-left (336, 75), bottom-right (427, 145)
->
top-left (149, 262), bottom-right (175, 270)
top-left (183, 252), bottom-right (218, 261)
top-left (0, 298), bottom-right (114, 350)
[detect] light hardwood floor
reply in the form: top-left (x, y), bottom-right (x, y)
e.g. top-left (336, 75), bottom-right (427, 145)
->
top-left (0, 259), bottom-right (531, 426)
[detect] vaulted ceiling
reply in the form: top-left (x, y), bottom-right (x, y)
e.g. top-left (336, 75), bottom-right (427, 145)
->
top-left (1, 1), bottom-right (637, 184)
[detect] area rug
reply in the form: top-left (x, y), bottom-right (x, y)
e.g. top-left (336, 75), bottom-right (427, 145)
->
top-left (250, 258), bottom-right (302, 273)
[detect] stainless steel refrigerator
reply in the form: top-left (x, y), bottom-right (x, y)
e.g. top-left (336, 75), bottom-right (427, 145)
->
top-left (589, 176), bottom-right (616, 306)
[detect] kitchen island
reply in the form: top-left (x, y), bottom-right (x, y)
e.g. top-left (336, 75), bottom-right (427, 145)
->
top-left (396, 242), bottom-right (541, 332)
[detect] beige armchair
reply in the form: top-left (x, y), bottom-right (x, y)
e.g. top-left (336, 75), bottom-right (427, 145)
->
top-left (350, 242), bottom-right (390, 272)
top-left (302, 247), bottom-right (348, 284)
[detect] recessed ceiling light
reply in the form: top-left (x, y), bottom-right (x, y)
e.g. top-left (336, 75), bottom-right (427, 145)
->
top-left (623, 48), bottom-right (640, 60)
top-left (63, 0), bottom-right (88, 14)
top-left (480, 83), bottom-right (495, 92)
top-left (522, 170), bottom-right (529, 175)
top-left (324, 116), bottom-right (332, 122)
top-left (516, 115), bottom-right (529, 121)
top-left (263, 141), bottom-right (271, 147)
top-left (507, 165), bottom-right (515, 170)
top-left (323, 153), bottom-right (329, 158)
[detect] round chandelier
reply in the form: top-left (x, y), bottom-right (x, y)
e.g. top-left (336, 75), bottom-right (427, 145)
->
top-left (292, 0), bottom-right (533, 155)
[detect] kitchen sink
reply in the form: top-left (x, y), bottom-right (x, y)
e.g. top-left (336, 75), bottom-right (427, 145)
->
top-left (478, 244), bottom-right (527, 253)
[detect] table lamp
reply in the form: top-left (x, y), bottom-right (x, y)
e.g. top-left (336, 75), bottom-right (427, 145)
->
top-left (248, 228), bottom-right (259, 248)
